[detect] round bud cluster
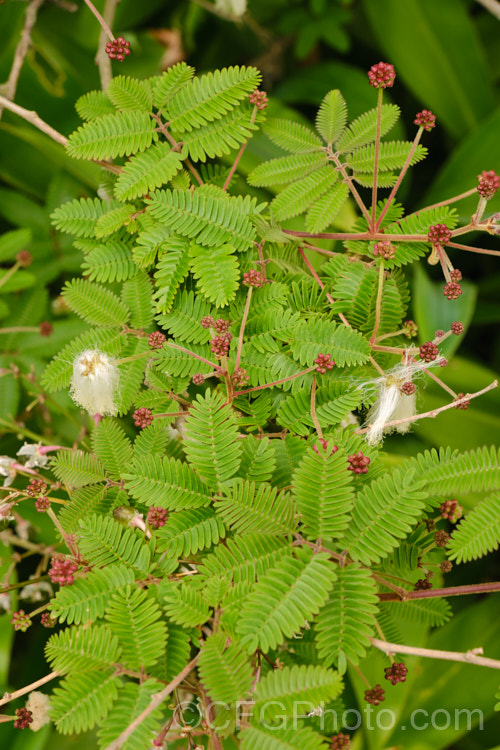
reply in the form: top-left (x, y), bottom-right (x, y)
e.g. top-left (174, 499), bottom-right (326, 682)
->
top-left (249, 89), bottom-right (268, 109)
top-left (41, 612), bottom-right (57, 628)
top-left (367, 62), bottom-right (396, 88)
top-left (439, 358), bottom-right (448, 368)
top-left (402, 320), bottom-right (418, 338)
top-left (39, 321), bottom-right (53, 337)
top-left (477, 169), bottom-right (499, 199)
top-left (419, 341), bottom-right (439, 362)
top-left (384, 662), bottom-right (408, 685)
top-left (105, 36), bottom-right (131, 62)
top-left (434, 530), bottom-right (450, 548)
top-left (400, 381), bottom-right (415, 395)
top-left (35, 496), bottom-right (51, 513)
top-left (347, 452), bottom-right (370, 474)
top-left (330, 732), bottom-right (351, 750)
top-left (414, 578), bottom-right (433, 591)
top-left (440, 560), bottom-right (453, 573)
top-left (211, 333), bottom-right (232, 358)
top-left (373, 240), bottom-right (396, 260)
top-left (414, 109), bottom-right (436, 131)
top-left (148, 331), bottom-right (166, 350)
top-left (364, 684), bottom-right (385, 705)
top-left (440, 499), bottom-right (463, 523)
top-left (11, 610), bottom-right (32, 632)
top-left (453, 392), bottom-right (470, 410)
top-left (133, 407), bottom-right (154, 428)
top-left (14, 707), bottom-right (33, 729)
top-left (48, 556), bottom-right (78, 586)
top-left (243, 269), bottom-right (266, 287)
top-left (16, 250), bottom-right (33, 267)
top-left (313, 439), bottom-right (339, 456)
top-left (434, 330), bottom-right (445, 339)
top-left (147, 507), bottom-right (169, 529)
top-left (443, 281), bottom-right (463, 300)
top-left (427, 224), bottom-right (452, 246)
top-left (26, 478), bottom-right (48, 497)
top-left (231, 367), bottom-right (249, 387)
top-left (201, 316), bottom-right (215, 329)
top-left (214, 318), bottom-right (231, 334)
top-left (314, 353), bottom-right (335, 374)
top-left (450, 269), bottom-right (462, 282)
top-left (451, 321), bottom-right (464, 335)
top-left (192, 373), bottom-right (205, 385)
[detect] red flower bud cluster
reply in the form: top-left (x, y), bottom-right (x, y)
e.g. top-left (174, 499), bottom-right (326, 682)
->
top-left (414, 110), bottom-right (436, 131)
top-left (367, 62), bottom-right (396, 89)
top-left (105, 36), bottom-right (131, 62)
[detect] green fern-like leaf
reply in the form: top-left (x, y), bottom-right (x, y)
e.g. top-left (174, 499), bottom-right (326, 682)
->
top-left (270, 166), bottom-right (338, 222)
top-left (237, 549), bottom-right (336, 652)
top-left (316, 89), bottom-right (348, 145)
top-left (166, 65), bottom-right (261, 131)
top-left (51, 671), bottom-right (121, 735)
top-left (315, 564), bottom-right (379, 673)
top-left (78, 514), bottom-right (151, 571)
top-left (240, 723), bottom-right (328, 750)
top-left (97, 679), bottom-right (164, 750)
top-left (66, 110), bottom-right (156, 161)
top-left (253, 664), bottom-right (342, 721)
top-left (184, 390), bottom-right (242, 489)
top-left (59, 485), bottom-right (117, 534)
top-left (153, 235), bottom-right (191, 313)
top-left (161, 580), bottom-right (212, 627)
top-left (75, 91), bottom-right (116, 121)
top-left (199, 631), bottom-right (253, 704)
top-left (49, 564), bottom-right (135, 624)
top-left (156, 290), bottom-right (212, 344)
top-left (447, 493), bottom-right (500, 563)
top-left (122, 272), bottom-right (155, 328)
top-left (61, 278), bottom-right (130, 327)
top-left (343, 468), bottom-right (428, 564)
top-left (82, 241), bottom-right (136, 283)
top-left (151, 62), bottom-right (195, 108)
top-left (336, 104), bottom-right (400, 152)
top-left (419, 446), bottom-right (500, 496)
top-left (51, 197), bottom-right (120, 238)
top-left (94, 204), bottom-right (137, 239)
top-left (115, 143), bottom-right (184, 200)
top-left (124, 453), bottom-right (212, 509)
top-left (91, 419), bottom-right (133, 480)
top-left (236, 435), bottom-right (276, 483)
top-left (155, 508), bottom-right (225, 557)
top-left (104, 586), bottom-right (167, 669)
top-left (248, 152), bottom-right (328, 188)
top-left (198, 533), bottom-right (290, 585)
top-left (106, 75), bottom-right (153, 112)
top-left (347, 141), bottom-right (427, 173)
top-left (51, 450), bottom-right (107, 487)
top-left (45, 624), bottom-right (121, 672)
top-left (179, 106), bottom-right (258, 162)
top-left (263, 118), bottom-right (324, 153)
top-left (189, 243), bottom-right (240, 306)
top-left (147, 189), bottom-right (257, 251)
top-left (216, 479), bottom-right (296, 535)
top-left (384, 597), bottom-right (452, 627)
top-left (277, 382), bottom-right (364, 436)
top-left (290, 319), bottom-right (371, 367)
top-left (305, 181), bottom-right (350, 234)
top-left (292, 444), bottom-right (354, 539)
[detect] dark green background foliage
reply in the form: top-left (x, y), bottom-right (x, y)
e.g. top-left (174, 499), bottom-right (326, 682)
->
top-left (1, 1), bottom-right (500, 749)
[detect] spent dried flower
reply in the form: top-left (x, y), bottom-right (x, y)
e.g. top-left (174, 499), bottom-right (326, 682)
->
top-left (25, 692), bottom-right (51, 731)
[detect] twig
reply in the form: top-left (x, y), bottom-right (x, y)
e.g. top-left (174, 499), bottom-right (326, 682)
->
top-left (370, 89), bottom-right (383, 231)
top-left (370, 637), bottom-right (500, 670)
top-left (0, 0), bottom-right (46, 119)
top-left (0, 94), bottom-right (68, 146)
top-left (378, 580), bottom-right (500, 602)
top-left (370, 260), bottom-right (385, 344)
top-left (310, 375), bottom-right (322, 439)
top-left (223, 105), bottom-right (258, 192)
top-left (104, 654), bottom-right (200, 750)
top-left (234, 286), bottom-right (252, 371)
top-left (95, 0), bottom-right (120, 90)
top-left (357, 379), bottom-right (498, 433)
top-left (83, 0), bottom-right (114, 39)
top-left (375, 126), bottom-right (424, 230)
top-left (0, 671), bottom-right (60, 707)
top-left (475, 0), bottom-right (500, 20)
top-left (447, 241), bottom-right (500, 257)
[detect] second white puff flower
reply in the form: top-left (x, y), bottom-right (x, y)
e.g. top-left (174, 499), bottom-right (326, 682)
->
top-left (70, 349), bottom-right (119, 417)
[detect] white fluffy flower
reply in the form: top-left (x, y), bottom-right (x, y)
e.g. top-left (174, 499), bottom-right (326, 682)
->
top-left (70, 349), bottom-right (119, 417)
top-left (19, 580), bottom-right (53, 602)
top-left (215, 0), bottom-right (247, 17)
top-left (16, 443), bottom-right (49, 469)
top-left (25, 692), bottom-right (51, 731)
top-left (363, 357), bottom-right (434, 445)
top-left (0, 456), bottom-right (16, 487)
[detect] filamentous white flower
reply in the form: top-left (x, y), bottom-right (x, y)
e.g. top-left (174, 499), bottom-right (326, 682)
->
top-left (0, 456), bottom-right (16, 487)
top-left (25, 691), bottom-right (51, 731)
top-left (70, 349), bottom-right (119, 416)
top-left (215, 0), bottom-right (247, 17)
top-left (363, 357), bottom-right (434, 445)
top-left (16, 443), bottom-right (49, 469)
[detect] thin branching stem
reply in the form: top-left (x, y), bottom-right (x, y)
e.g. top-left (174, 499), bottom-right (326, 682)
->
top-left (234, 286), bottom-right (252, 371)
top-left (370, 637), bottom-right (500, 670)
top-left (370, 260), bottom-right (385, 344)
top-left (375, 127), bottom-right (424, 231)
top-left (370, 88), bottom-right (384, 231)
